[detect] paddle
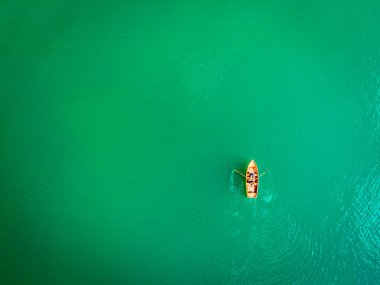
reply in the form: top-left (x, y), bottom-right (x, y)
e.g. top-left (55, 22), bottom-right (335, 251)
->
top-left (233, 169), bottom-right (246, 178)
top-left (259, 170), bottom-right (268, 178)
top-left (234, 169), bottom-right (268, 178)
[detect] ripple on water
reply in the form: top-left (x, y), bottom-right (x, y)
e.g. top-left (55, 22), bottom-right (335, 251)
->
top-left (259, 170), bottom-right (278, 204)
top-left (349, 164), bottom-right (380, 281)
top-left (360, 59), bottom-right (380, 142)
top-left (258, 207), bottom-right (324, 284)
top-left (319, 162), bottom-right (380, 283)
top-left (227, 171), bottom-right (324, 284)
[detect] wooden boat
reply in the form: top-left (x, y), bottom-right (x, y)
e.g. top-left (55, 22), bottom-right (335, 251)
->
top-left (246, 160), bottom-right (259, 198)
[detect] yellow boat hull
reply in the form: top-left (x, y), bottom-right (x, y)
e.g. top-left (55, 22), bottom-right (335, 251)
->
top-left (246, 160), bottom-right (259, 198)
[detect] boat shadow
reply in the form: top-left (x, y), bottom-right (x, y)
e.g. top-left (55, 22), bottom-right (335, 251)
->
top-left (230, 161), bottom-right (248, 197)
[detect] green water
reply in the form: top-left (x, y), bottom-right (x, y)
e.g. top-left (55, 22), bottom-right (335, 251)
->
top-left (1, 1), bottom-right (379, 284)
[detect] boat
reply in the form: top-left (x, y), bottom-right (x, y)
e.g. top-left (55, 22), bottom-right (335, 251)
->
top-left (246, 160), bottom-right (259, 198)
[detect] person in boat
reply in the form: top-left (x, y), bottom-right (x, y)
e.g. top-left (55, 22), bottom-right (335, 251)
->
top-left (247, 172), bottom-right (255, 184)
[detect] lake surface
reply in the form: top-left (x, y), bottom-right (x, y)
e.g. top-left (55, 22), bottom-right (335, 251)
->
top-left (1, 1), bottom-right (379, 284)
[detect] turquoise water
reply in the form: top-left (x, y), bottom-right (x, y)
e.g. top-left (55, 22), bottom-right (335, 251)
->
top-left (1, 1), bottom-right (379, 284)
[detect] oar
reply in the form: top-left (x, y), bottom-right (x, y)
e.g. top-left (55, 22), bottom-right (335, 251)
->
top-left (233, 169), bottom-right (246, 178)
top-left (259, 170), bottom-right (268, 178)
